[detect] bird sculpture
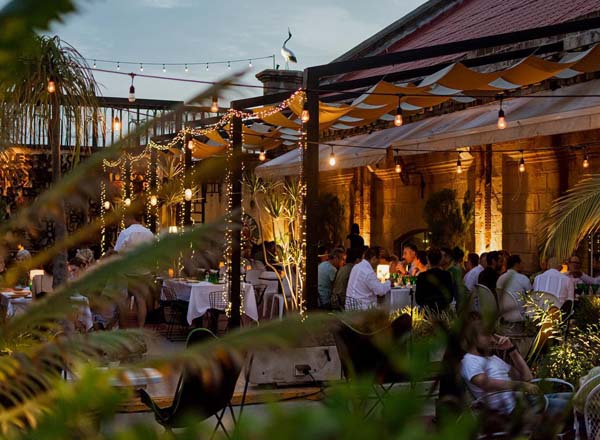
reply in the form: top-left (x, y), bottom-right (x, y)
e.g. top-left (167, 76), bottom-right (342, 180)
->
top-left (280, 28), bottom-right (297, 69)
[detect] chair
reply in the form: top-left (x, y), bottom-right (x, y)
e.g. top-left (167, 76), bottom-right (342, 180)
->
top-left (473, 284), bottom-right (498, 321)
top-left (253, 284), bottom-right (267, 311)
top-left (333, 313), bottom-right (412, 418)
top-left (269, 278), bottom-right (293, 320)
top-left (525, 306), bottom-right (561, 366)
top-left (208, 291), bottom-right (228, 335)
top-left (139, 328), bottom-right (243, 438)
top-left (161, 285), bottom-right (189, 341)
top-left (498, 289), bottom-right (525, 323)
top-left (585, 382), bottom-right (600, 439)
top-left (530, 291), bottom-right (560, 311)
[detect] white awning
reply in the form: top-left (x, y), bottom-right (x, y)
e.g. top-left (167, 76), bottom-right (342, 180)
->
top-left (255, 79), bottom-right (600, 178)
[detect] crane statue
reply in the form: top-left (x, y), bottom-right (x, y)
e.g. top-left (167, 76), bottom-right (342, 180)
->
top-left (280, 28), bottom-right (297, 69)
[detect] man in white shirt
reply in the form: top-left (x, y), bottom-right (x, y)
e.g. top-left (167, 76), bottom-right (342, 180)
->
top-left (566, 255), bottom-right (595, 287)
top-left (114, 213), bottom-right (155, 327)
top-left (532, 257), bottom-right (574, 306)
top-left (497, 255), bottom-right (531, 294)
top-left (345, 246), bottom-right (391, 310)
top-left (463, 252), bottom-right (484, 292)
top-left (398, 244), bottom-right (418, 276)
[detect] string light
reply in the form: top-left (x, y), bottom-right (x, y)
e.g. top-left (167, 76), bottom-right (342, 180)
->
top-left (124, 197), bottom-right (131, 207)
top-left (584, 151), bottom-right (590, 169)
top-left (301, 109), bottom-right (310, 123)
top-left (113, 116), bottom-right (121, 131)
top-left (139, 63), bottom-right (144, 72)
top-left (329, 146), bottom-right (336, 167)
top-left (456, 154), bottom-right (462, 174)
top-left (248, 59), bottom-right (253, 68)
top-left (150, 195), bottom-right (158, 206)
top-left (184, 64), bottom-right (188, 73)
top-left (116, 62), bottom-right (120, 71)
top-left (395, 163), bottom-right (402, 173)
top-left (227, 61), bottom-right (231, 69)
top-left (206, 63), bottom-right (209, 71)
top-left (210, 97), bottom-right (219, 113)
top-left (103, 200), bottom-right (110, 210)
top-left (187, 138), bottom-right (194, 150)
top-left (258, 149), bottom-right (266, 161)
top-left (394, 96), bottom-right (403, 127)
top-left (128, 73), bottom-right (136, 103)
top-left (184, 188), bottom-right (193, 201)
top-left (162, 64), bottom-right (166, 72)
top-left (518, 150), bottom-right (525, 172)
top-left (497, 97), bottom-right (507, 129)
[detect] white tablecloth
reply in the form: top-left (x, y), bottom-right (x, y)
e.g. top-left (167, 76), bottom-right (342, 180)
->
top-left (386, 287), bottom-right (413, 311)
top-left (1, 291), bottom-right (33, 317)
top-left (162, 280), bottom-right (259, 323)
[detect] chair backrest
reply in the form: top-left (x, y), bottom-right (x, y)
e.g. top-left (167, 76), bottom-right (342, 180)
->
top-left (530, 291), bottom-right (559, 311)
top-left (170, 328), bottom-right (242, 426)
top-left (585, 382), bottom-right (600, 440)
top-left (208, 291), bottom-right (228, 310)
top-left (162, 285), bottom-right (178, 302)
top-left (497, 289), bottom-right (524, 323)
top-left (526, 305), bottom-right (561, 365)
top-left (474, 284), bottom-right (498, 317)
top-left (32, 274), bottom-right (53, 296)
top-left (245, 269), bottom-right (263, 286)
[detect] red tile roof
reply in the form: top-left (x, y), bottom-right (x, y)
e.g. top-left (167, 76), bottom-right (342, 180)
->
top-left (341, 0), bottom-right (600, 81)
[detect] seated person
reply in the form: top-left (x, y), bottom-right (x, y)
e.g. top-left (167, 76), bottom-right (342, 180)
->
top-left (461, 315), bottom-right (572, 428)
top-left (414, 251), bottom-right (428, 275)
top-left (415, 248), bottom-right (454, 311)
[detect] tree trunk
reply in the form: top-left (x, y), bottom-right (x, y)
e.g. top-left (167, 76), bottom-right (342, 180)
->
top-left (49, 90), bottom-right (68, 288)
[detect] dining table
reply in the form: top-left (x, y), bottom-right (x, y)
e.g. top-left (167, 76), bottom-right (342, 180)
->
top-left (162, 279), bottom-right (259, 324)
top-left (385, 287), bottom-right (414, 311)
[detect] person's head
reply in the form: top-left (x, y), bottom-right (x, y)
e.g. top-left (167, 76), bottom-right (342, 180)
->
top-left (440, 247), bottom-right (453, 268)
top-left (479, 252), bottom-right (488, 268)
top-left (486, 251), bottom-right (500, 270)
top-left (329, 248), bottom-right (346, 269)
top-left (68, 257), bottom-right (87, 280)
top-left (568, 255), bottom-right (582, 273)
top-left (125, 211), bottom-right (145, 227)
top-left (547, 256), bottom-right (562, 271)
top-left (402, 243), bottom-right (417, 264)
top-left (426, 248), bottom-right (443, 268)
top-left (318, 245), bottom-right (330, 263)
top-left (506, 254), bottom-right (522, 272)
top-left (16, 243), bottom-right (24, 251)
top-left (75, 248), bottom-right (95, 267)
top-left (415, 250), bottom-right (428, 271)
top-left (350, 223), bottom-right (360, 235)
top-left (452, 247), bottom-right (465, 265)
top-left (346, 247), bottom-right (362, 265)
top-left (462, 314), bottom-right (495, 356)
top-left (466, 253), bottom-right (479, 271)
top-left (364, 246), bottom-right (388, 270)
top-left (538, 256), bottom-right (548, 272)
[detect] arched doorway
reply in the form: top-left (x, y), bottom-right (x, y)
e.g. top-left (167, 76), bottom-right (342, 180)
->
top-left (393, 229), bottom-right (432, 257)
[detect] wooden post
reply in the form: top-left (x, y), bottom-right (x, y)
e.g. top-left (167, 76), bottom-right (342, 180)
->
top-left (149, 147), bottom-right (158, 233)
top-left (183, 133), bottom-right (192, 226)
top-left (229, 112), bottom-right (243, 328)
top-left (303, 70), bottom-right (320, 310)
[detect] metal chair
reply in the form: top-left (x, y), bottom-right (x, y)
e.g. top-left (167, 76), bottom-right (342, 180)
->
top-left (208, 291), bottom-right (228, 334)
top-left (585, 382), bottom-right (600, 439)
top-left (473, 284), bottom-right (498, 321)
top-left (253, 284), bottom-right (267, 311)
top-left (530, 291), bottom-right (560, 311)
top-left (498, 289), bottom-right (525, 323)
top-left (161, 285), bottom-right (188, 341)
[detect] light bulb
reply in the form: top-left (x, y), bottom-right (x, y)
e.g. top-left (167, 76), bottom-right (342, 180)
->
top-left (139, 63), bottom-right (144, 72)
top-left (248, 59), bottom-right (253, 68)
top-left (150, 195), bottom-right (157, 206)
top-left (258, 150), bottom-right (266, 161)
top-left (210, 97), bottom-right (219, 113)
top-left (519, 157), bottom-right (525, 173)
top-left (162, 64), bottom-right (166, 72)
top-left (113, 116), bottom-right (121, 131)
top-left (128, 84), bottom-right (135, 102)
top-left (93, 60), bottom-right (97, 68)
top-left (394, 113), bottom-right (403, 127)
top-left (185, 64), bottom-right (188, 72)
top-left (395, 163), bottom-right (401, 173)
top-left (117, 62), bottom-right (120, 71)
top-left (124, 197), bottom-right (131, 207)
top-left (187, 139), bottom-right (194, 150)
top-left (103, 201), bottom-right (110, 210)
top-left (456, 158), bottom-right (462, 174)
top-left (47, 80), bottom-right (56, 94)
top-left (301, 109), bottom-right (310, 123)
top-left (206, 63), bottom-right (209, 71)
top-left (227, 61), bottom-right (231, 69)
top-left (184, 188), bottom-right (192, 201)
top-left (497, 108), bottom-right (507, 129)
top-left (583, 154), bottom-right (590, 169)
top-left (329, 151), bottom-right (336, 167)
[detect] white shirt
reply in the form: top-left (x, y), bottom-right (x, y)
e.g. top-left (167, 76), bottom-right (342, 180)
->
top-left (345, 259), bottom-right (391, 310)
top-left (464, 265), bottom-right (484, 292)
top-left (533, 268), bottom-right (574, 305)
top-left (497, 269), bottom-right (532, 294)
top-left (567, 272), bottom-right (595, 287)
top-left (461, 353), bottom-right (515, 413)
top-left (114, 224), bottom-right (154, 254)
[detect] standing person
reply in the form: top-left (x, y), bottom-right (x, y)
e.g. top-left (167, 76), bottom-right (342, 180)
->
top-left (346, 223), bottom-right (364, 253)
top-left (398, 243), bottom-right (418, 276)
top-left (331, 248), bottom-right (360, 310)
top-left (114, 212), bottom-right (155, 327)
top-left (448, 247), bottom-right (466, 309)
top-left (463, 252), bottom-right (482, 293)
top-left (345, 246), bottom-right (391, 310)
top-left (415, 248), bottom-right (454, 311)
top-left (497, 255), bottom-right (532, 294)
top-left (533, 257), bottom-right (574, 306)
top-left (478, 251), bottom-right (500, 294)
top-left (317, 248), bottom-right (345, 309)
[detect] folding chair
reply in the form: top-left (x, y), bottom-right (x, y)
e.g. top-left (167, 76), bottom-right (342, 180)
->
top-left (139, 328), bottom-right (244, 439)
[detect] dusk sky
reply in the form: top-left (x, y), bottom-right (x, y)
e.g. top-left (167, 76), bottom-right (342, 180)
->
top-left (31, 0), bottom-right (429, 103)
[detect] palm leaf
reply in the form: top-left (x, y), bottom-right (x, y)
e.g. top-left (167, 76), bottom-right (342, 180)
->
top-left (538, 174), bottom-right (600, 260)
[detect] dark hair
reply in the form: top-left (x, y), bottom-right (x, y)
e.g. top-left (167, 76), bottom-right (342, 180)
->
top-left (404, 243), bottom-right (418, 253)
top-left (467, 253), bottom-right (479, 267)
top-left (329, 248), bottom-right (346, 261)
top-left (427, 248), bottom-right (442, 266)
top-left (364, 246), bottom-right (386, 261)
top-left (350, 223), bottom-right (360, 234)
top-left (416, 250), bottom-right (428, 266)
top-left (452, 246), bottom-right (464, 263)
top-left (440, 247), bottom-right (452, 258)
top-left (346, 247), bottom-right (362, 264)
top-left (486, 251), bottom-right (500, 265)
top-left (507, 254), bottom-right (522, 269)
top-left (68, 257), bottom-right (87, 268)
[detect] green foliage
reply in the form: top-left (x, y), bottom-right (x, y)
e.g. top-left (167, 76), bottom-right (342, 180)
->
top-left (422, 189), bottom-right (471, 248)
top-left (573, 295), bottom-right (600, 328)
top-left (316, 192), bottom-right (345, 246)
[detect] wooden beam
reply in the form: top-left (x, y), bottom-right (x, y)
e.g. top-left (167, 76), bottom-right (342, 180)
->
top-left (229, 112), bottom-right (243, 328)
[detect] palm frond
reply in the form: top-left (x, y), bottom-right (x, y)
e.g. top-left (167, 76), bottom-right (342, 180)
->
top-left (538, 174), bottom-right (600, 259)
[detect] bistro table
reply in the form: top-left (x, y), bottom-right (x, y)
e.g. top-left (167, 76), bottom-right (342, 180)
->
top-left (385, 287), bottom-right (414, 312)
top-left (162, 279), bottom-right (259, 324)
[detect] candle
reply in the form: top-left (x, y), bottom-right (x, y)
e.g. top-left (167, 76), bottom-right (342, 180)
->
top-left (219, 261), bottom-right (225, 269)
top-left (168, 268), bottom-right (174, 278)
